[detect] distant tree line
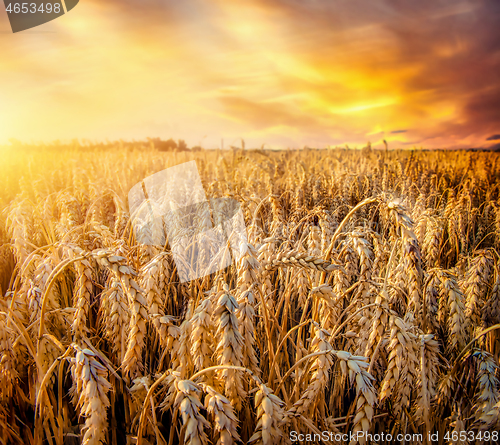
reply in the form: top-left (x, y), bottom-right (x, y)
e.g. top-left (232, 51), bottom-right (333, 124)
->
top-left (147, 138), bottom-right (204, 152)
top-left (3, 138), bottom-right (205, 152)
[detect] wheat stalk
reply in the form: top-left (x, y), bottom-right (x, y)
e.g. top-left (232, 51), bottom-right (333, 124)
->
top-left (70, 344), bottom-right (112, 445)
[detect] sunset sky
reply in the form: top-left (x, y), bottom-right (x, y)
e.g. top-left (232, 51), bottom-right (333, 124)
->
top-left (0, 0), bottom-right (499, 149)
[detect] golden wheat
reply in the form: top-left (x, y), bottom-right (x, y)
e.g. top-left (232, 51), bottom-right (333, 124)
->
top-left (0, 145), bottom-right (499, 444)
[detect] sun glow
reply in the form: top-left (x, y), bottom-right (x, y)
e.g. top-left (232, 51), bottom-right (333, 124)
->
top-left (0, 0), bottom-right (498, 149)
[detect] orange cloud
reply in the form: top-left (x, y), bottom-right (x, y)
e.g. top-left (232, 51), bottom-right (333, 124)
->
top-left (0, 0), bottom-right (499, 149)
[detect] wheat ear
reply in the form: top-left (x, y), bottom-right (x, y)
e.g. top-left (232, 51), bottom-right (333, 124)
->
top-left (70, 344), bottom-right (112, 445)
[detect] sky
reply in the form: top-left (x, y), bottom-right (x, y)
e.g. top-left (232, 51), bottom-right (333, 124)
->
top-left (0, 0), bottom-right (499, 149)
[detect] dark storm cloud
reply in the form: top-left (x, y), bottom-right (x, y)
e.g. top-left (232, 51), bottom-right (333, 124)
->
top-left (81, 0), bottom-right (500, 147)
top-left (487, 134), bottom-right (500, 141)
top-left (247, 0), bottom-right (500, 143)
top-left (384, 0), bottom-right (500, 140)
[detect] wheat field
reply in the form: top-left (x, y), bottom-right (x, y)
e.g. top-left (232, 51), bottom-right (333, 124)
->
top-left (0, 144), bottom-right (499, 445)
